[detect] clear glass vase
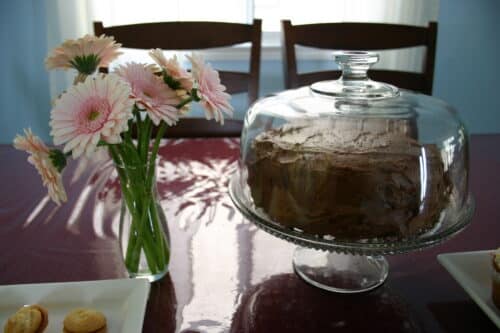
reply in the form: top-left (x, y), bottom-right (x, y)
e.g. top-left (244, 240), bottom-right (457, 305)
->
top-left (116, 163), bottom-right (170, 282)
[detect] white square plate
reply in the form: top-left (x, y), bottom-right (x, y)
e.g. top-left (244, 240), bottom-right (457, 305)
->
top-left (0, 279), bottom-right (150, 333)
top-left (437, 250), bottom-right (499, 328)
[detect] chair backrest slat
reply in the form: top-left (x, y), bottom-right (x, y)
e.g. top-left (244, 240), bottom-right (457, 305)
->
top-left (95, 21), bottom-right (258, 50)
top-left (282, 20), bottom-right (437, 95)
top-left (219, 71), bottom-right (251, 94)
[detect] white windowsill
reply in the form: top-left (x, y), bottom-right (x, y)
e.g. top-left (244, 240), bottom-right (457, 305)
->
top-left (201, 44), bottom-right (335, 62)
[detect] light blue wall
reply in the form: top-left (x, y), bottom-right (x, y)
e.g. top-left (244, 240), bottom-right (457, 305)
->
top-left (433, 0), bottom-right (500, 134)
top-left (0, 1), bottom-right (51, 143)
top-left (1, 1), bottom-right (500, 143)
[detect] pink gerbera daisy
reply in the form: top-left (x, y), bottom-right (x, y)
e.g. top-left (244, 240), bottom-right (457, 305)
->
top-left (45, 34), bottom-right (122, 74)
top-left (187, 53), bottom-right (233, 124)
top-left (14, 129), bottom-right (67, 205)
top-left (13, 128), bottom-right (48, 154)
top-left (50, 74), bottom-right (134, 158)
top-left (149, 49), bottom-right (194, 91)
top-left (115, 62), bottom-right (181, 126)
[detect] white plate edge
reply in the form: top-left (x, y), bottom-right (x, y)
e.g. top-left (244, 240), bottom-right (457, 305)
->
top-left (437, 250), bottom-right (500, 327)
top-left (123, 279), bottom-right (150, 333)
top-left (0, 278), bottom-right (140, 290)
top-left (0, 278), bottom-right (151, 333)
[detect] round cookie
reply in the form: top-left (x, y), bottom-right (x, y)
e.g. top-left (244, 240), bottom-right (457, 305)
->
top-left (4, 304), bottom-right (48, 333)
top-left (63, 308), bottom-right (106, 333)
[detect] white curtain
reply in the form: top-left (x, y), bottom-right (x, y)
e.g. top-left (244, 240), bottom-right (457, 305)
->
top-left (45, 0), bottom-right (94, 98)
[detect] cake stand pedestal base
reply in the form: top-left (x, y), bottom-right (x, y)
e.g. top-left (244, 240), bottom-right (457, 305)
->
top-left (293, 247), bottom-right (389, 293)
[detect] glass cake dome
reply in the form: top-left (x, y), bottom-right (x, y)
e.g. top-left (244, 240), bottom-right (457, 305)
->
top-left (229, 51), bottom-right (474, 293)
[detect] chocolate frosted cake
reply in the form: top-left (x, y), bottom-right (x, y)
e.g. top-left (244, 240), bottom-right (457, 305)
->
top-left (246, 117), bottom-right (450, 240)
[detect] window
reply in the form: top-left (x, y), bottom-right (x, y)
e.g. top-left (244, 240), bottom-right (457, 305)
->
top-left (90, 0), bottom-right (439, 53)
top-left (91, 0), bottom-right (250, 26)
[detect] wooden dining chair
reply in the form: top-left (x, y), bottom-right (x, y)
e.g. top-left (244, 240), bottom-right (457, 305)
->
top-left (281, 20), bottom-right (437, 95)
top-left (94, 20), bottom-right (262, 137)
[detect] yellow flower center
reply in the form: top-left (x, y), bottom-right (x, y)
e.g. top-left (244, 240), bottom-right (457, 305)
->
top-left (77, 97), bottom-right (111, 134)
top-left (87, 110), bottom-right (100, 121)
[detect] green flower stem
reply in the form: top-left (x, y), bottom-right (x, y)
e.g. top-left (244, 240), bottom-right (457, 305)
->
top-left (108, 114), bottom-right (170, 277)
top-left (118, 141), bottom-right (145, 181)
top-left (141, 118), bottom-right (165, 270)
top-left (130, 195), bottom-right (163, 267)
top-left (134, 107), bottom-right (143, 150)
top-left (149, 199), bottom-right (169, 270)
top-left (118, 122), bottom-right (154, 271)
top-left (177, 96), bottom-right (194, 109)
top-left (129, 194), bottom-right (159, 274)
top-left (124, 119), bottom-right (134, 147)
top-left (73, 73), bottom-right (87, 85)
top-left (121, 176), bottom-right (159, 273)
top-left (134, 120), bottom-right (169, 272)
top-left (108, 146), bottom-right (141, 265)
top-left (110, 144), bottom-right (160, 274)
top-left (140, 118), bottom-right (152, 164)
top-left (146, 121), bottom-right (167, 191)
top-left (134, 106), bottom-right (142, 126)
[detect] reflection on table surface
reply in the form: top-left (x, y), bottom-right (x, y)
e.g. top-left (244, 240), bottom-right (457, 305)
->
top-left (0, 135), bottom-right (500, 332)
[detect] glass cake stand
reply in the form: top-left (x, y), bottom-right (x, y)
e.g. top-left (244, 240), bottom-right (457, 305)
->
top-left (229, 172), bottom-right (474, 293)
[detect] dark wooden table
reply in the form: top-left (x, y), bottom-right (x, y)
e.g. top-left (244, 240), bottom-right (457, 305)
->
top-left (0, 135), bottom-right (499, 332)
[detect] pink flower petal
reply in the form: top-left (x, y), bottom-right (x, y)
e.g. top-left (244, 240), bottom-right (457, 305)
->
top-left (114, 62), bottom-right (181, 126)
top-left (46, 34), bottom-right (122, 72)
top-left (149, 49), bottom-right (194, 91)
top-left (13, 129), bottom-right (67, 205)
top-left (50, 74), bottom-right (133, 159)
top-left (187, 53), bottom-right (233, 125)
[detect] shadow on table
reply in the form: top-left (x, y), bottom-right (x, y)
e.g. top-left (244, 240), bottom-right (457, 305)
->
top-left (142, 274), bottom-right (177, 333)
top-left (230, 273), bottom-right (422, 333)
top-left (428, 300), bottom-right (497, 332)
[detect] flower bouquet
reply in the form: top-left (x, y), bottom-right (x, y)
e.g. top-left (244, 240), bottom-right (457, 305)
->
top-left (14, 35), bottom-right (233, 281)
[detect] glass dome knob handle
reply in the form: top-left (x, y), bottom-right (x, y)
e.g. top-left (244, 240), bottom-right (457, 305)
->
top-left (334, 51), bottom-right (379, 80)
top-left (310, 50), bottom-right (398, 99)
